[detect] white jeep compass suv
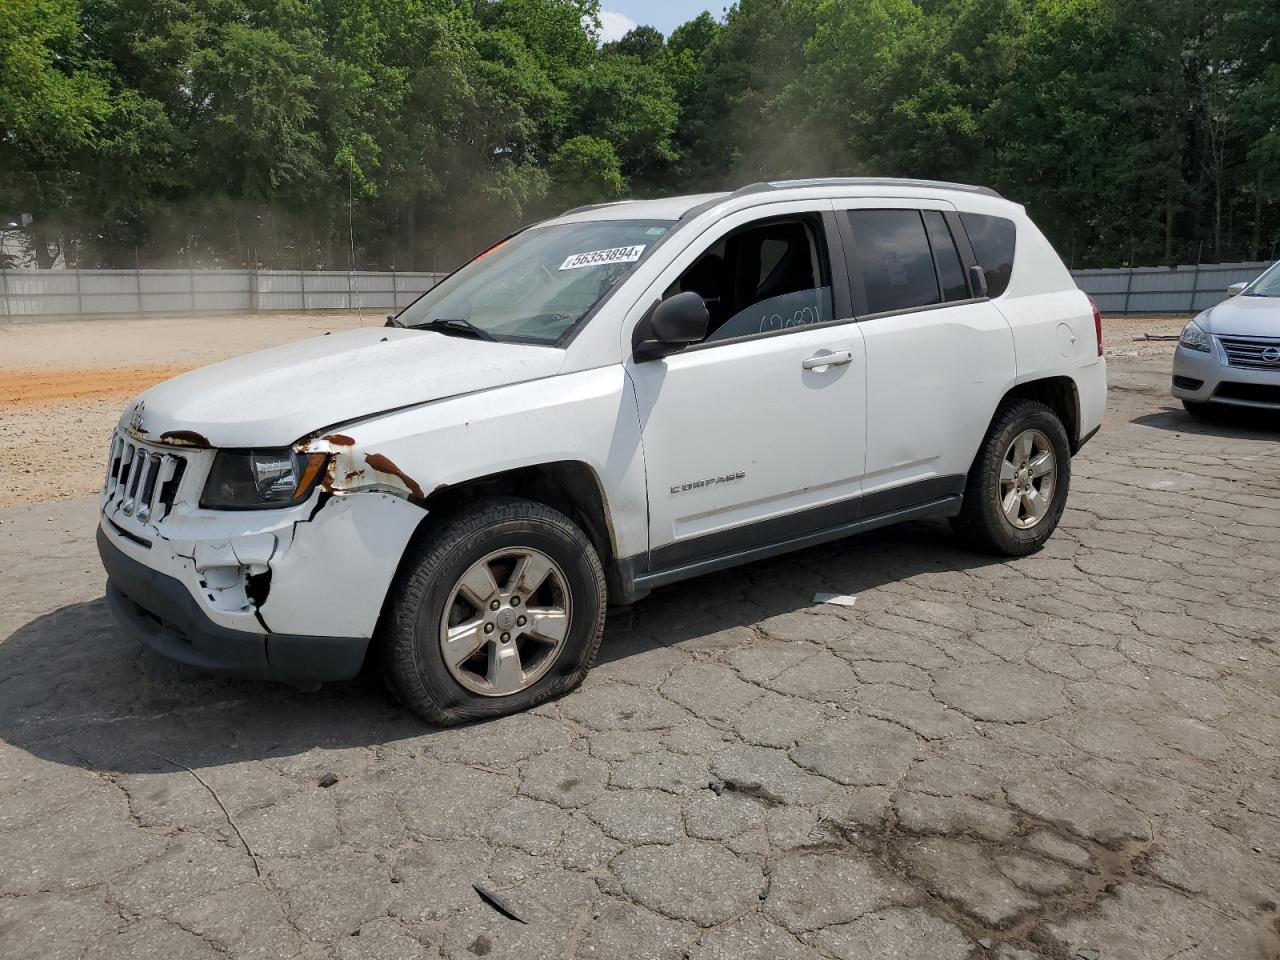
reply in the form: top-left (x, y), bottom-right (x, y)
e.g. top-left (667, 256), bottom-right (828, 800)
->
top-left (98, 178), bottom-right (1107, 724)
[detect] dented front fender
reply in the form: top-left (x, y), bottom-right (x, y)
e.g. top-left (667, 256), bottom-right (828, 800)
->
top-left (256, 491), bottom-right (425, 637)
top-left (302, 434), bottom-right (426, 501)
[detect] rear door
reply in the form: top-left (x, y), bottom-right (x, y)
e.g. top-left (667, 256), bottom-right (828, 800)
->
top-left (833, 200), bottom-right (1015, 509)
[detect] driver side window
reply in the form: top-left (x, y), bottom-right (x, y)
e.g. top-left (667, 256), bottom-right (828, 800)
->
top-left (663, 216), bottom-right (834, 344)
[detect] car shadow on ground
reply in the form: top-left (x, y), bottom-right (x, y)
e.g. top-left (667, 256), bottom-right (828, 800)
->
top-left (0, 520), bottom-right (1002, 777)
top-left (1133, 404), bottom-right (1280, 437)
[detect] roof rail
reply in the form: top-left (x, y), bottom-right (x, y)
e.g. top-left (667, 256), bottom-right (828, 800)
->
top-left (734, 177), bottom-right (1003, 199)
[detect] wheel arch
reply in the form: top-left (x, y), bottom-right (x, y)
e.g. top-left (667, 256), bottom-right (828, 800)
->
top-left (378, 460), bottom-right (622, 616)
top-left (1000, 376), bottom-right (1083, 451)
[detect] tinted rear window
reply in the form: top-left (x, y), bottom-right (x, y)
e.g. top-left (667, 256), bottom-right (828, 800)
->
top-left (960, 213), bottom-right (1016, 298)
top-left (846, 209), bottom-right (940, 315)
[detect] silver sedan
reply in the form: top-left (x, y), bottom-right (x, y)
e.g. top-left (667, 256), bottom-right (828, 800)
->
top-left (1172, 261), bottom-right (1280, 415)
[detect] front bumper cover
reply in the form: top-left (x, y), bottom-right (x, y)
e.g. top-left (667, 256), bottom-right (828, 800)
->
top-left (1171, 341), bottom-right (1280, 408)
top-left (99, 526), bottom-right (368, 681)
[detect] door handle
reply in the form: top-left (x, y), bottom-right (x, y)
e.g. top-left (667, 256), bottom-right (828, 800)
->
top-left (802, 351), bottom-right (853, 370)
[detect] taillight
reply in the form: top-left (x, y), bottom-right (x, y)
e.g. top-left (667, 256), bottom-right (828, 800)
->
top-left (1089, 297), bottom-right (1104, 356)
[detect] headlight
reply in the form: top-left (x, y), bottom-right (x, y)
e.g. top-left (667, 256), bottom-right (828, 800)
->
top-left (1179, 320), bottom-right (1212, 352)
top-left (201, 449), bottom-right (329, 509)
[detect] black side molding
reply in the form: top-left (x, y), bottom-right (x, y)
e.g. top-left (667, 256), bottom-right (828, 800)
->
top-left (615, 475), bottom-right (965, 603)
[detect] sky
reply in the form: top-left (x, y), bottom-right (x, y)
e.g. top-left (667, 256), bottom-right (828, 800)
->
top-left (598, 1), bottom-right (718, 41)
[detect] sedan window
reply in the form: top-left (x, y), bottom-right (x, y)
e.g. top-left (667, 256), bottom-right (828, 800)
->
top-left (1245, 261), bottom-right (1280, 297)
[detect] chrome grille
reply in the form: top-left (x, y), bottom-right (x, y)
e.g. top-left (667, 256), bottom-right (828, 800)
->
top-left (1218, 335), bottom-right (1280, 370)
top-left (104, 431), bottom-right (187, 523)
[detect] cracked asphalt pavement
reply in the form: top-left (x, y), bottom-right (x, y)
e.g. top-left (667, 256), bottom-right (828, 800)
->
top-left (2, 337), bottom-right (1279, 960)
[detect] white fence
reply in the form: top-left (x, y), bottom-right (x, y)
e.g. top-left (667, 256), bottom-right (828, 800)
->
top-left (1, 261), bottom-right (1273, 318)
top-left (1072, 261), bottom-right (1273, 314)
top-left (0, 269), bottom-right (448, 317)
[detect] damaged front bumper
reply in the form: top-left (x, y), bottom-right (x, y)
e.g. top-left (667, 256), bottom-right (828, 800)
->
top-left (98, 433), bottom-right (426, 681)
top-left (99, 526), bottom-right (368, 680)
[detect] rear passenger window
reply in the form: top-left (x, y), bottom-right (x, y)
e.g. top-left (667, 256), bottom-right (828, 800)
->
top-left (923, 211), bottom-right (969, 302)
top-left (846, 210), bottom-right (940, 315)
top-left (960, 213), bottom-right (1016, 298)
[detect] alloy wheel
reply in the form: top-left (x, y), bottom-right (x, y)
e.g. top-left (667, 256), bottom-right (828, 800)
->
top-left (439, 547), bottom-right (572, 697)
top-left (999, 428), bottom-right (1057, 529)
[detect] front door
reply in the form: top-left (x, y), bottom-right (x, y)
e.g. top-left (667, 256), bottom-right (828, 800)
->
top-left (625, 202), bottom-right (868, 573)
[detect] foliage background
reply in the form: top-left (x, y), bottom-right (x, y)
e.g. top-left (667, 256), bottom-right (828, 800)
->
top-left (2, 0), bottom-right (1277, 269)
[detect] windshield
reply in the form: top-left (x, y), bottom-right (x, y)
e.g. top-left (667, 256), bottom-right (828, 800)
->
top-left (397, 219), bottom-right (673, 343)
top-left (1245, 260), bottom-right (1280, 297)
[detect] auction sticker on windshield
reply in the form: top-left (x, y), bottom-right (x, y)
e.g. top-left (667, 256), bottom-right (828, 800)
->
top-left (559, 245), bottom-right (646, 271)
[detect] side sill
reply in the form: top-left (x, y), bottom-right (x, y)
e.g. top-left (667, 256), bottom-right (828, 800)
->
top-left (616, 494), bottom-right (962, 602)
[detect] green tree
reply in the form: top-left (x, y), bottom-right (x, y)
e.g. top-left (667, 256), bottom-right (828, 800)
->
top-left (0, 0), bottom-right (113, 264)
top-left (678, 0), bottom-right (824, 185)
top-left (566, 55), bottom-right (679, 185)
top-left (548, 134), bottom-right (626, 204)
top-left (6, 0), bottom-right (1277, 271)
top-left (603, 25), bottom-right (665, 62)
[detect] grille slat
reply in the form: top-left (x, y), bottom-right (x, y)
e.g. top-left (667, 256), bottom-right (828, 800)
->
top-left (105, 435), bottom-right (123, 494)
top-left (122, 448), bottom-right (146, 513)
top-left (103, 431), bottom-right (190, 523)
top-left (151, 456), bottom-right (177, 521)
top-left (1218, 335), bottom-right (1280, 370)
top-left (136, 455), bottom-right (162, 521)
top-left (117, 443), bottom-right (135, 490)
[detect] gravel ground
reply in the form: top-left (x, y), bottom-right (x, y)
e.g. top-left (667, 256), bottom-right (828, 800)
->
top-left (2, 312), bottom-right (1280, 960)
top-left (0, 312), bottom-right (374, 506)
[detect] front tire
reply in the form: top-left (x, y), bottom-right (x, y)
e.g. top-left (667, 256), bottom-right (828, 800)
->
top-left (951, 399), bottom-right (1072, 556)
top-left (380, 497), bottom-right (606, 725)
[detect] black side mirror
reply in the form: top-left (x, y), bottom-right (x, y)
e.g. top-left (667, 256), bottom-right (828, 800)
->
top-left (634, 292), bottom-right (710, 361)
top-left (968, 265), bottom-right (989, 299)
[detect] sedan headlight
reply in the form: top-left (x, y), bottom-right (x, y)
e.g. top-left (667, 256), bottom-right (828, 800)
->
top-left (201, 449), bottom-right (329, 509)
top-left (1179, 320), bottom-right (1212, 353)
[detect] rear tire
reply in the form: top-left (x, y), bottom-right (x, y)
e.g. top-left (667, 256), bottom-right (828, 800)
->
top-left (951, 399), bottom-right (1072, 556)
top-left (380, 496), bottom-right (606, 725)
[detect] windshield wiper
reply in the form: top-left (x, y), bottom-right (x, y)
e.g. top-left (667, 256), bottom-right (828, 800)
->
top-left (417, 317), bottom-right (496, 342)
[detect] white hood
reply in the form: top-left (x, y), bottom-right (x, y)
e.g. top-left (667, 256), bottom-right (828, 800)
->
top-left (1196, 294), bottom-right (1280, 338)
top-left (127, 327), bottom-right (565, 447)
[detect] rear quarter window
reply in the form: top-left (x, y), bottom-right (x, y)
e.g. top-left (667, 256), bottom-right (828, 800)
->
top-left (960, 213), bottom-right (1016, 298)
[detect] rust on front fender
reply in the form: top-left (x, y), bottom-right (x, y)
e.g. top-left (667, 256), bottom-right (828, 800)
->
top-left (363, 453), bottom-right (424, 500)
top-left (300, 433), bottom-right (425, 501)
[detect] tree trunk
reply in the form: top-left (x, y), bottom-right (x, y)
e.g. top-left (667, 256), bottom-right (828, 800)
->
top-left (30, 221), bottom-right (61, 269)
top-left (1213, 153), bottom-right (1222, 262)
top-left (1252, 170), bottom-right (1262, 261)
top-left (405, 202), bottom-right (416, 271)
